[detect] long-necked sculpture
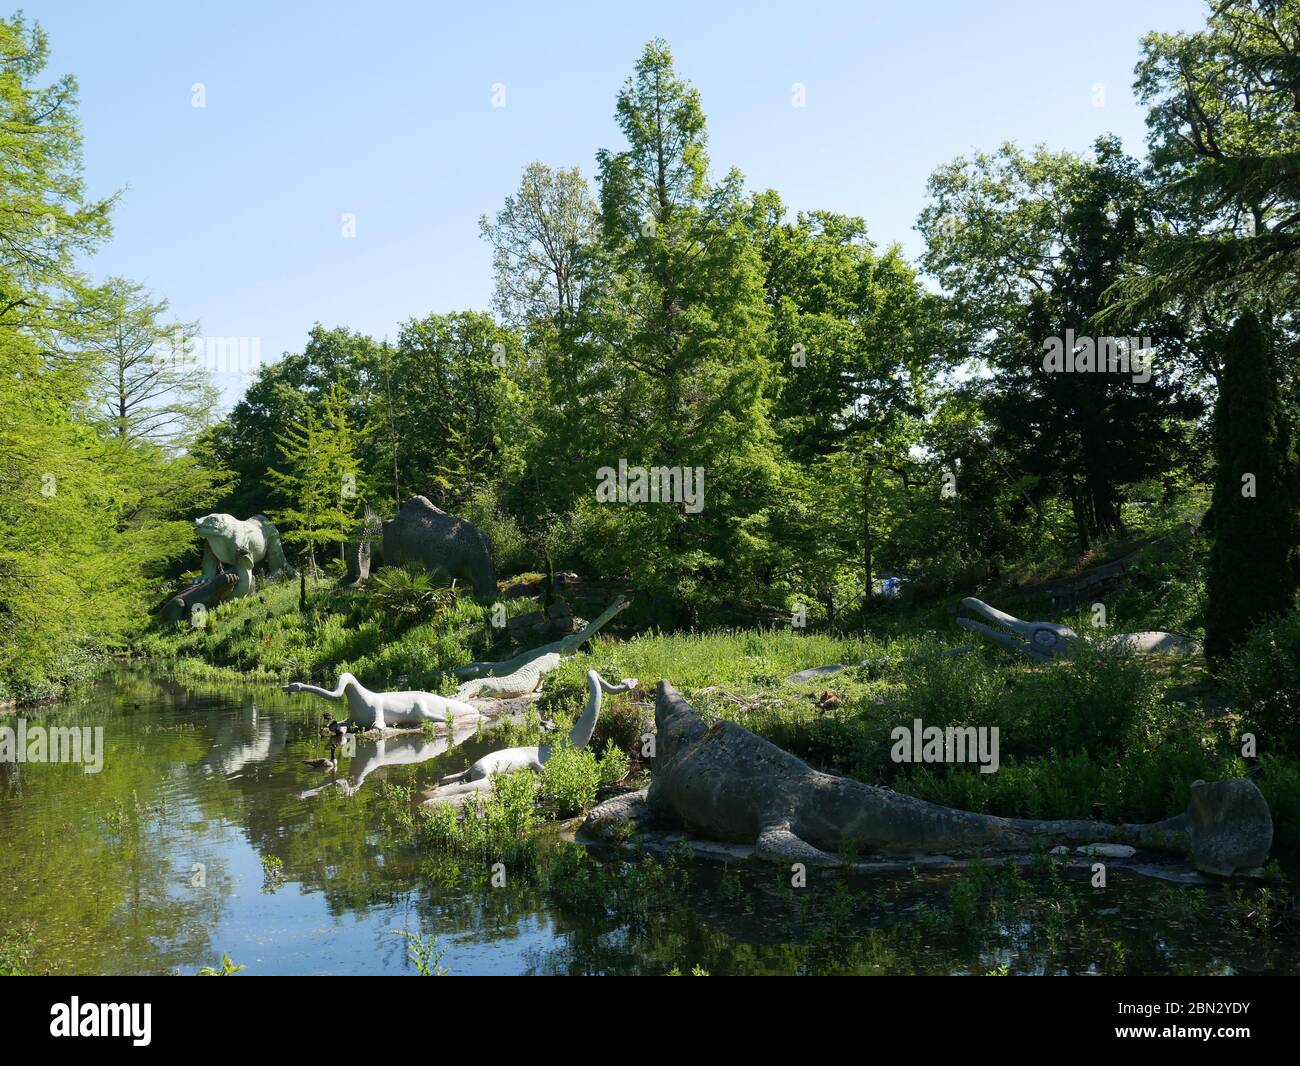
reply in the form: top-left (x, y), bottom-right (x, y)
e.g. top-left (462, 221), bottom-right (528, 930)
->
top-left (454, 594), bottom-right (630, 682)
top-left (957, 597), bottom-right (1200, 661)
top-left (282, 672), bottom-right (484, 731)
top-left (426, 670), bottom-right (638, 804)
top-left (582, 682), bottom-right (1272, 877)
top-left (195, 513), bottom-right (295, 598)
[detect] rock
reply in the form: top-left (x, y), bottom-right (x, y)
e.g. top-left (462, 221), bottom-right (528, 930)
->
top-left (1185, 778), bottom-right (1273, 876)
top-left (380, 496), bottom-right (496, 599)
top-left (151, 570), bottom-right (239, 623)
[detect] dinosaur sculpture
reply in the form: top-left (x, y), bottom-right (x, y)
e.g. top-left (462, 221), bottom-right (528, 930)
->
top-left (456, 653), bottom-right (562, 701)
top-left (195, 513), bottom-right (295, 598)
top-left (152, 570), bottom-right (240, 624)
top-left (426, 670), bottom-right (638, 805)
top-left (454, 594), bottom-right (630, 681)
top-left (582, 682), bottom-right (1272, 876)
top-left (957, 597), bottom-right (1200, 661)
top-left (381, 496), bottom-right (497, 598)
top-left (282, 672), bottom-right (485, 731)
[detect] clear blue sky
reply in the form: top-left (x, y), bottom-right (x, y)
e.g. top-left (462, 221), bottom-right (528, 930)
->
top-left (27, 0), bottom-right (1208, 407)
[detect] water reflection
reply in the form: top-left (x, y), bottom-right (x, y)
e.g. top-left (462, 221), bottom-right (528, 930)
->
top-left (0, 666), bottom-right (1295, 976)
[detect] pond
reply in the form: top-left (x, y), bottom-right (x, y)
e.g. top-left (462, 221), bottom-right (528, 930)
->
top-left (0, 667), bottom-right (1295, 976)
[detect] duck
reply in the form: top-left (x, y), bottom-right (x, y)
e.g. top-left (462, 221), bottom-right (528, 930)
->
top-left (320, 712), bottom-right (351, 738)
top-left (304, 741), bottom-right (339, 772)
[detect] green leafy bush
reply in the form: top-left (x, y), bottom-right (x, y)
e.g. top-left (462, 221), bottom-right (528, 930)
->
top-left (539, 745), bottom-right (601, 817)
top-left (1224, 609), bottom-right (1300, 753)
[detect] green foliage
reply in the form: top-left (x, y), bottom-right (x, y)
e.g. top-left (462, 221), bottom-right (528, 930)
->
top-left (367, 566), bottom-right (458, 630)
top-left (538, 744), bottom-right (601, 817)
top-left (1204, 312), bottom-right (1300, 664)
top-left (391, 930), bottom-right (448, 976)
top-left (197, 952), bottom-right (246, 976)
top-left (1225, 609), bottom-right (1300, 752)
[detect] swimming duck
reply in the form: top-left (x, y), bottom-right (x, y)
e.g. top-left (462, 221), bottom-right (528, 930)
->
top-left (304, 741), bottom-right (339, 772)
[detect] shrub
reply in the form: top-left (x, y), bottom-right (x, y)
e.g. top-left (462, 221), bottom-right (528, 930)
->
top-left (367, 566), bottom-right (457, 629)
top-left (596, 742), bottom-right (631, 786)
top-left (538, 745), bottom-right (601, 817)
top-left (1223, 609), bottom-right (1300, 753)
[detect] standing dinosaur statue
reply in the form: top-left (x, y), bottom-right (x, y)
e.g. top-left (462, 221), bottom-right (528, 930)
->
top-left (454, 594), bottom-right (630, 683)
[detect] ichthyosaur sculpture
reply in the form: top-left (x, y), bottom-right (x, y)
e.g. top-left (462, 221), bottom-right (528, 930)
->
top-left (582, 682), bottom-right (1272, 877)
top-left (956, 597), bottom-right (1200, 661)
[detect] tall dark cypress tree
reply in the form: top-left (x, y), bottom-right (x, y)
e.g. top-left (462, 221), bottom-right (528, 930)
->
top-left (1204, 310), bottom-right (1300, 665)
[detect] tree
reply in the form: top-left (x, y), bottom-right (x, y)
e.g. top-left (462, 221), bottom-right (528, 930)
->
top-left (60, 277), bottom-right (216, 448)
top-left (919, 138), bottom-right (1203, 550)
top-left (479, 162), bottom-right (599, 334)
top-left (266, 382), bottom-right (366, 573)
top-left (570, 39), bottom-right (783, 618)
top-left (1204, 310), bottom-right (1300, 663)
top-left (1115, 0), bottom-right (1300, 310)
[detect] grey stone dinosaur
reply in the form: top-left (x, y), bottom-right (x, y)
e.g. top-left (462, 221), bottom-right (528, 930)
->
top-left (582, 682), bottom-right (1272, 876)
top-left (454, 594), bottom-right (630, 682)
top-left (381, 496), bottom-right (496, 598)
top-left (195, 513), bottom-right (295, 597)
top-left (957, 597), bottom-right (1200, 661)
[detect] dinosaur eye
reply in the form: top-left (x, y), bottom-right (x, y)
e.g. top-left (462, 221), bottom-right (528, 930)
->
top-left (1033, 630), bottom-right (1060, 648)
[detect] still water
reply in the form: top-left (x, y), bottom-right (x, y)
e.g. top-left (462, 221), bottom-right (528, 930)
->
top-left (0, 667), bottom-right (1295, 976)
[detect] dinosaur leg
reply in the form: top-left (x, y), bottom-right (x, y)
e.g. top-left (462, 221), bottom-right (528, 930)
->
top-left (755, 824), bottom-right (841, 868)
top-left (201, 544), bottom-right (218, 581)
top-left (233, 558), bottom-right (254, 597)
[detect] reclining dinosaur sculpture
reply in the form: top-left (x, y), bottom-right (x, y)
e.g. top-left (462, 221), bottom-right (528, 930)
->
top-left (282, 672), bottom-right (485, 730)
top-left (454, 594), bottom-right (630, 683)
top-left (582, 682), bottom-right (1272, 877)
top-left (957, 598), bottom-right (1200, 661)
top-left (426, 670), bottom-right (638, 805)
top-left (456, 652), bottom-right (562, 700)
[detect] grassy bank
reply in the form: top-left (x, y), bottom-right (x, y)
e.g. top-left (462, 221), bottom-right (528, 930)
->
top-left (133, 541), bottom-right (1300, 852)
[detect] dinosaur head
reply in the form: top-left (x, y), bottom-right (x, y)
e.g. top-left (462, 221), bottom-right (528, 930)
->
top-left (957, 598), bottom-right (1077, 661)
top-left (194, 513), bottom-right (239, 543)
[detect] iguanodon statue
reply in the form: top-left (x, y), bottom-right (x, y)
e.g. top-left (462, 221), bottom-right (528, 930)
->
top-left (582, 682), bottom-right (1272, 877)
top-left (957, 597), bottom-right (1200, 661)
top-left (195, 513), bottom-right (295, 598)
top-left (282, 672), bottom-right (485, 731)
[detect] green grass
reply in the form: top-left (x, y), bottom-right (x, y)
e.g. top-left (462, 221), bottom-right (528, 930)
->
top-left (134, 555), bottom-right (1300, 851)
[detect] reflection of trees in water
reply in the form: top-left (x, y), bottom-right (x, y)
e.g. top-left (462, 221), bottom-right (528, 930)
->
top-left (0, 670), bottom-right (233, 974)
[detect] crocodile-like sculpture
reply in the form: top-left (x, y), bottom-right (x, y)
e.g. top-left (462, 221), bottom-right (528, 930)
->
top-left (195, 513), bottom-right (295, 597)
top-left (456, 653), bottom-right (562, 700)
top-left (282, 672), bottom-right (485, 730)
top-left (454, 594), bottom-right (630, 681)
top-left (957, 598), bottom-right (1200, 661)
top-left (582, 682), bottom-right (1272, 876)
top-left (426, 670), bottom-right (638, 805)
